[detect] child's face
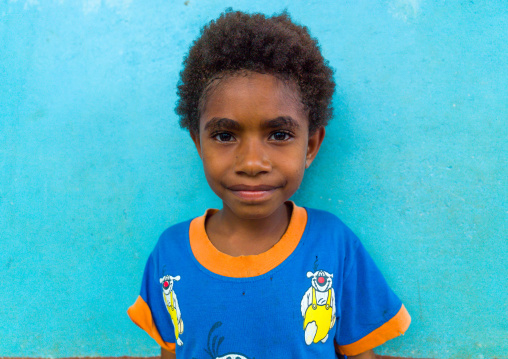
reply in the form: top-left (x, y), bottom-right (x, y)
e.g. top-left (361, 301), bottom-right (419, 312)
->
top-left (192, 72), bottom-right (324, 220)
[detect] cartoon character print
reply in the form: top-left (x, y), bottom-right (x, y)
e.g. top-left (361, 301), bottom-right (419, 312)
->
top-left (301, 270), bottom-right (336, 345)
top-left (199, 321), bottom-right (254, 359)
top-left (160, 275), bottom-right (184, 346)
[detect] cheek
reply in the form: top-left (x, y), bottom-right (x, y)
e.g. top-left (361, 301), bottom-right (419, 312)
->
top-left (201, 151), bottom-right (223, 174)
top-left (278, 142), bottom-right (307, 165)
top-left (281, 153), bottom-right (307, 184)
top-left (200, 152), bottom-right (231, 190)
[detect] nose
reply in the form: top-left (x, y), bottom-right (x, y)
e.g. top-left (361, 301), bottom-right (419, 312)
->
top-left (235, 138), bottom-right (272, 176)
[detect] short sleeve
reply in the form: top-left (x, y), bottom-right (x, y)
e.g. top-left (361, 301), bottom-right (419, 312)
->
top-left (335, 240), bottom-right (411, 356)
top-left (127, 253), bottom-right (176, 352)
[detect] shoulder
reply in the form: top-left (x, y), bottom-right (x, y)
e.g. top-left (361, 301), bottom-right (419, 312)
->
top-left (158, 218), bottom-right (194, 241)
top-left (305, 207), bottom-right (343, 225)
top-left (150, 217), bottom-right (195, 257)
top-left (305, 207), bottom-right (359, 241)
top-left (302, 207), bottom-right (362, 259)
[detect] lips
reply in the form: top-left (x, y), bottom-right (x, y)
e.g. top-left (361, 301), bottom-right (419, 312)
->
top-left (227, 184), bottom-right (282, 201)
top-left (227, 184), bottom-right (279, 191)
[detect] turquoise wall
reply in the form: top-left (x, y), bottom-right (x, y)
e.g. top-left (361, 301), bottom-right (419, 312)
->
top-left (1, 1), bottom-right (506, 358)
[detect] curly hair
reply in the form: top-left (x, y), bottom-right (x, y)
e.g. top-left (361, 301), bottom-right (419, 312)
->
top-left (175, 10), bottom-right (335, 135)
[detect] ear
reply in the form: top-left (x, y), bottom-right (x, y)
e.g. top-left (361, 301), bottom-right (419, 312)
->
top-left (305, 127), bottom-right (325, 169)
top-left (190, 131), bottom-right (202, 158)
top-left (306, 271), bottom-right (315, 278)
top-left (173, 275), bottom-right (181, 281)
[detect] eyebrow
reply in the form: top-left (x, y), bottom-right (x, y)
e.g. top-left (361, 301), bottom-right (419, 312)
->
top-left (203, 117), bottom-right (241, 132)
top-left (263, 116), bottom-right (300, 130)
top-left (203, 116), bottom-right (300, 132)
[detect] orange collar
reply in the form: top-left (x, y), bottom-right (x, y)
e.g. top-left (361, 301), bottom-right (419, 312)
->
top-left (189, 202), bottom-right (307, 278)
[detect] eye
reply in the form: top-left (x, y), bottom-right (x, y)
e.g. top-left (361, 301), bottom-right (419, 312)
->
top-left (213, 132), bottom-right (235, 142)
top-left (269, 131), bottom-right (292, 141)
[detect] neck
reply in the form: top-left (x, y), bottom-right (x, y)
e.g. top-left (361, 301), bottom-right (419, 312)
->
top-left (205, 203), bottom-right (292, 256)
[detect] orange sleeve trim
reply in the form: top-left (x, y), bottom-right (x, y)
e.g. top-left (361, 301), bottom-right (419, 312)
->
top-left (127, 296), bottom-right (176, 353)
top-left (189, 201), bottom-right (307, 278)
top-left (336, 304), bottom-right (411, 356)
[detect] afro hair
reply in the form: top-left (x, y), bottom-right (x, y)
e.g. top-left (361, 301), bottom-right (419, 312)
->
top-left (175, 9), bottom-right (335, 135)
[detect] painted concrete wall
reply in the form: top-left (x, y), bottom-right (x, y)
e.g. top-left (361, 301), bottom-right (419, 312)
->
top-left (1, 0), bottom-right (506, 358)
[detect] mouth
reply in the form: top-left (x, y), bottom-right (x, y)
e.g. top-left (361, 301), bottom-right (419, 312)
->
top-left (227, 184), bottom-right (281, 201)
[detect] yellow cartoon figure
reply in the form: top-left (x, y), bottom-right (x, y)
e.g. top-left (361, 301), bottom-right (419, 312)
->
top-left (301, 270), bottom-right (336, 345)
top-left (160, 275), bottom-right (184, 346)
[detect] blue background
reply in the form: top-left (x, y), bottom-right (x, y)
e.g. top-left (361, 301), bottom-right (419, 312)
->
top-left (0, 0), bottom-right (506, 358)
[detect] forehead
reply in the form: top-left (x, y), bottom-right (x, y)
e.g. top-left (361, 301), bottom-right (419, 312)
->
top-left (200, 72), bottom-right (307, 129)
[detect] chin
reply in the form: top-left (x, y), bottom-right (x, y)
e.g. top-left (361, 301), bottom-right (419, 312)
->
top-left (226, 200), bottom-right (285, 220)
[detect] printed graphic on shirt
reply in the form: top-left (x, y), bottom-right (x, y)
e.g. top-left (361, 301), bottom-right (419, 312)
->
top-left (201, 321), bottom-right (254, 359)
top-left (160, 274), bottom-right (184, 346)
top-left (301, 270), bottom-right (336, 345)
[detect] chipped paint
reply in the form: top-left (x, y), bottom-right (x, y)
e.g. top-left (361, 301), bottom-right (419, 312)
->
top-left (389, 0), bottom-right (421, 22)
top-left (83, 0), bottom-right (132, 14)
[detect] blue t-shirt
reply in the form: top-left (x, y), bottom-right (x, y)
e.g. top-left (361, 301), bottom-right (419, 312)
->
top-left (128, 204), bottom-right (410, 358)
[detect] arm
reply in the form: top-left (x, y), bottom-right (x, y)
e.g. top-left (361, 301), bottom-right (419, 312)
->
top-left (161, 348), bottom-right (176, 359)
top-left (300, 287), bottom-right (312, 316)
top-left (347, 349), bottom-right (376, 359)
top-left (173, 293), bottom-right (182, 321)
